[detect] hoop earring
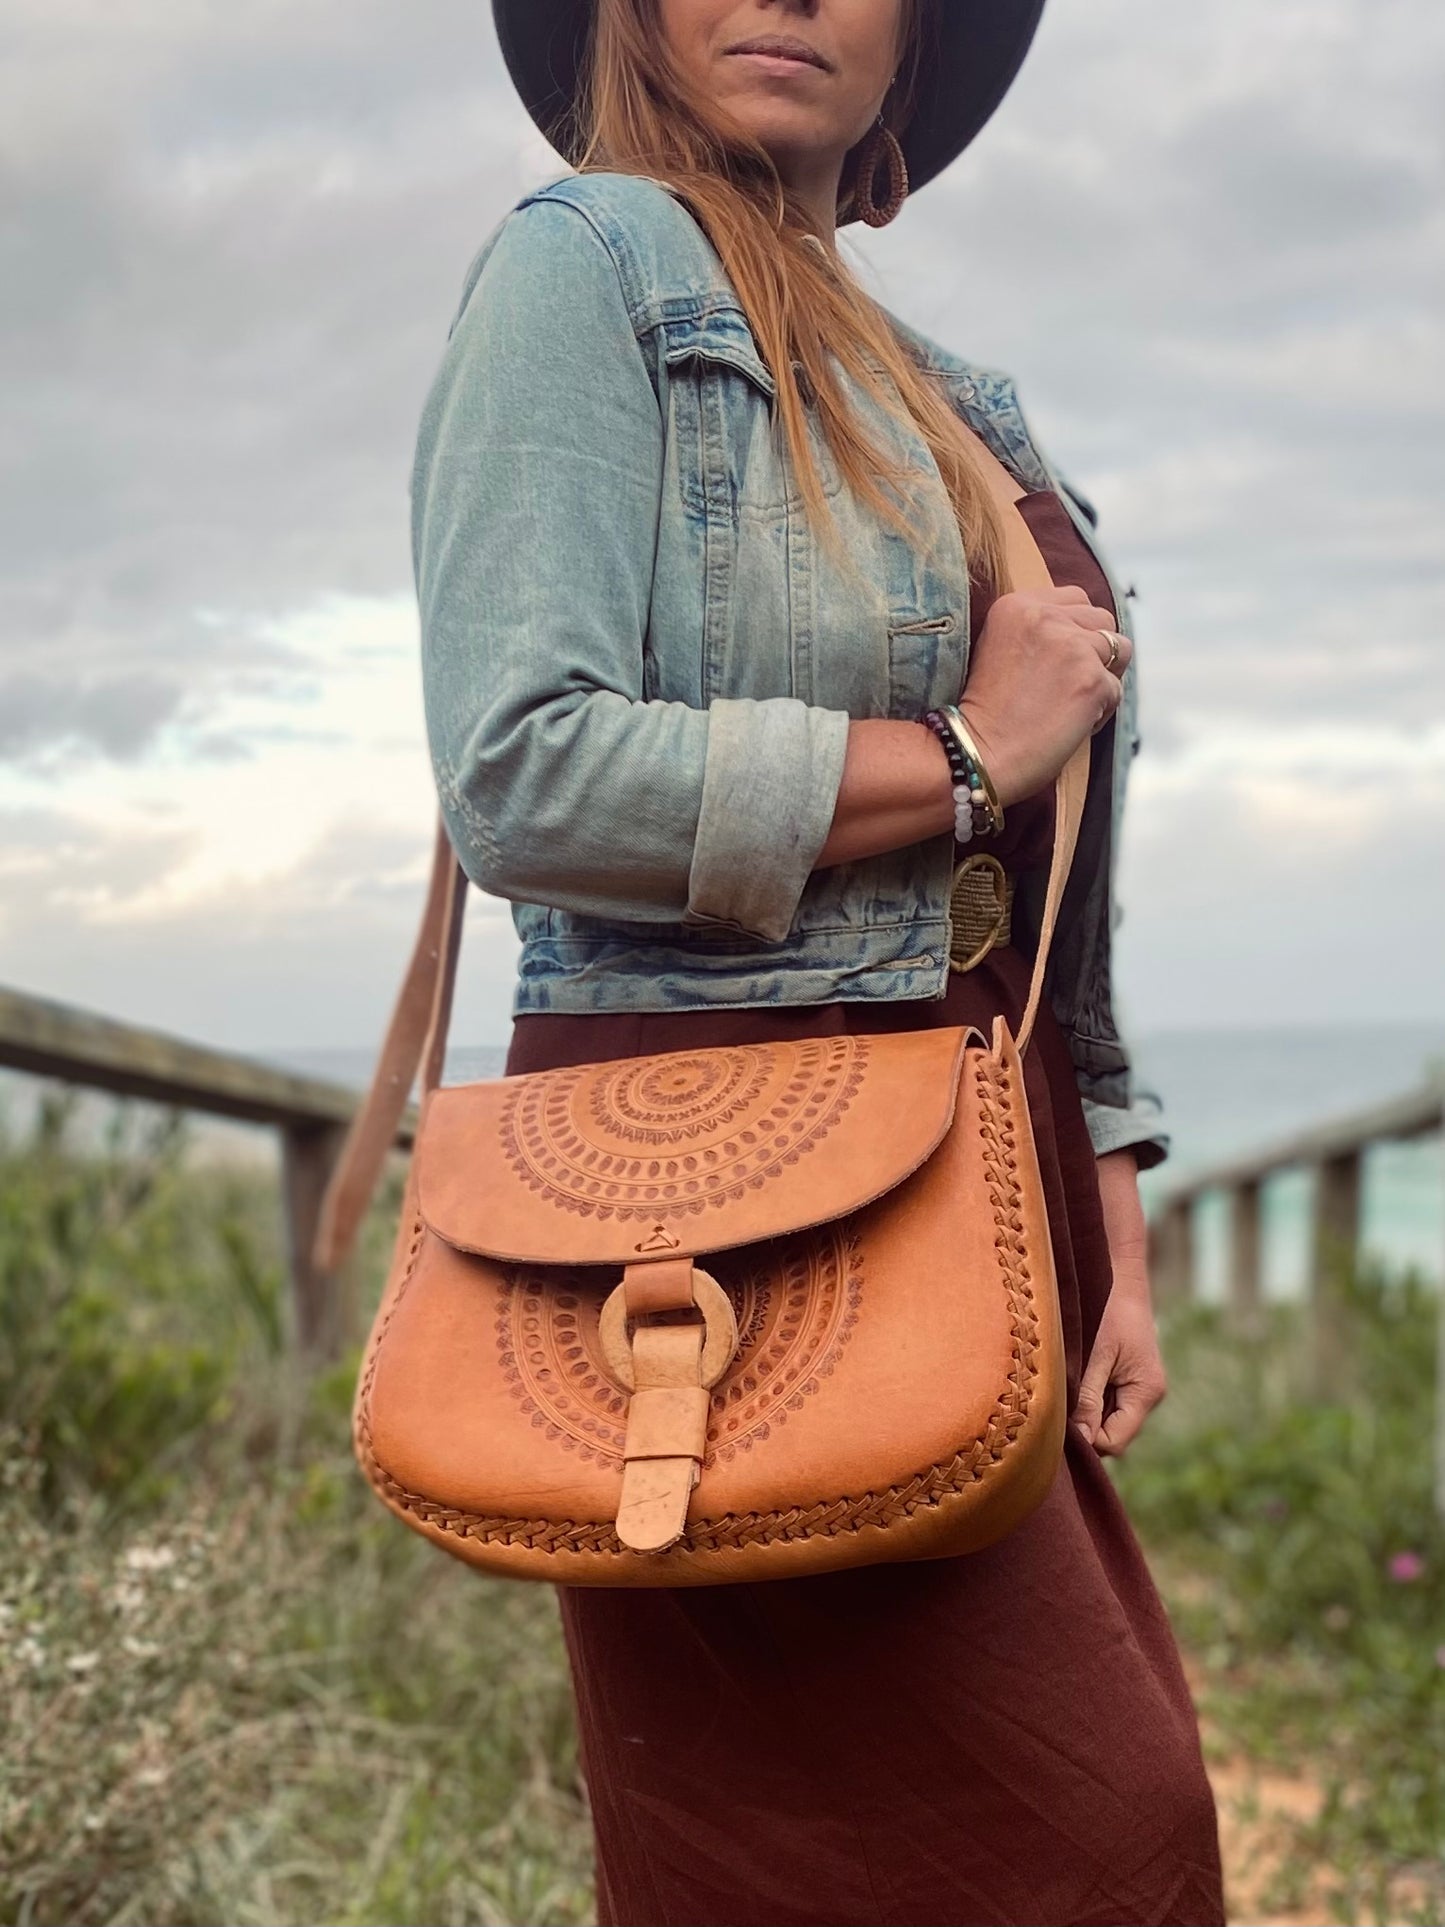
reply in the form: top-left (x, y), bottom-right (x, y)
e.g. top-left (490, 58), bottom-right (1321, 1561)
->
top-left (853, 116), bottom-right (909, 228)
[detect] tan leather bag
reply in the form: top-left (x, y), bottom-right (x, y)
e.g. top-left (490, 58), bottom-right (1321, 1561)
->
top-left (317, 485), bottom-right (1090, 1587)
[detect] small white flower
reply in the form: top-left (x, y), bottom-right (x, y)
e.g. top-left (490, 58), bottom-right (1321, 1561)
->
top-left (122, 1636), bottom-right (159, 1660)
top-left (66, 1651), bottom-right (101, 1675)
top-left (17, 1636), bottom-right (45, 1667)
top-left (124, 1545), bottom-right (177, 1574)
top-left (109, 1582), bottom-right (146, 1614)
top-left (83, 1812), bottom-right (106, 1833)
top-left (134, 1766), bottom-right (167, 1789)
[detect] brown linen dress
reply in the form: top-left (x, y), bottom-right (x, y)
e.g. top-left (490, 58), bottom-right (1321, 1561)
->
top-left (505, 493), bottom-right (1226, 1927)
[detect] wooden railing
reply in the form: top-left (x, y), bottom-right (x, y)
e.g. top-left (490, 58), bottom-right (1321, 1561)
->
top-left (1148, 1074), bottom-right (1445, 1510)
top-left (0, 986), bottom-right (410, 1357)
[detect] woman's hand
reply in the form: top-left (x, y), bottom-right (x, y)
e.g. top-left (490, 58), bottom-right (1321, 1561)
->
top-left (1073, 1149), bottom-right (1168, 1456)
top-left (813, 587), bottom-right (1132, 873)
top-left (961, 586), bottom-right (1132, 808)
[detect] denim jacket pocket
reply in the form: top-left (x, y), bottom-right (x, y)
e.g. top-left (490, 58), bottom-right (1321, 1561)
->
top-left (886, 612), bottom-right (961, 719)
top-left (657, 308), bottom-right (803, 707)
top-left (661, 308), bottom-right (783, 518)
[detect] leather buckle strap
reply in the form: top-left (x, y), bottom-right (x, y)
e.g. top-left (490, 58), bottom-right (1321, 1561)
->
top-left (599, 1262), bottom-right (739, 1553)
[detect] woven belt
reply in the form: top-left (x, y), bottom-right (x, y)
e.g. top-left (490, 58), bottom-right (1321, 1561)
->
top-left (948, 853), bottom-right (1015, 974)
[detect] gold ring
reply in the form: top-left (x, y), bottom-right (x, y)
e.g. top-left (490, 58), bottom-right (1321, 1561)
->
top-left (1104, 631), bottom-right (1124, 674)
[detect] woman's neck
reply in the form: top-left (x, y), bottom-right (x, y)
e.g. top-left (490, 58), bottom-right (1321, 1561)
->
top-left (772, 151), bottom-right (844, 250)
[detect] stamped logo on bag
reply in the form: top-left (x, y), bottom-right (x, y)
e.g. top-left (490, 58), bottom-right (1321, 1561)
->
top-left (634, 1222), bottom-right (682, 1252)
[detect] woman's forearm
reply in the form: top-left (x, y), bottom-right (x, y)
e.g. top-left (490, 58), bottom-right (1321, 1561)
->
top-left (815, 718), bottom-right (954, 869)
top-left (1095, 1149), bottom-right (1151, 1296)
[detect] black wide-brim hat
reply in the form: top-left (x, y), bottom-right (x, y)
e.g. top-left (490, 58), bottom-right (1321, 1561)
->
top-left (493, 1), bottom-right (1046, 219)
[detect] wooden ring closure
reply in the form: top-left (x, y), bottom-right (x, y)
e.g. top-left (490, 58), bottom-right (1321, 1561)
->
top-left (599, 1265), bottom-right (738, 1393)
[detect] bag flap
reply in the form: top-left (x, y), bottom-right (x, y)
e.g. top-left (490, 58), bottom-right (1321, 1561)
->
top-left (415, 1027), bottom-right (971, 1265)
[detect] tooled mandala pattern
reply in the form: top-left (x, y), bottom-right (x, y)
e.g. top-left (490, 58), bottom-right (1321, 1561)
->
top-left (590, 1049), bottom-right (770, 1143)
top-left (357, 1045), bottom-right (1045, 1560)
top-left (498, 1036), bottom-right (870, 1222)
top-left (493, 1223), bottom-right (865, 1469)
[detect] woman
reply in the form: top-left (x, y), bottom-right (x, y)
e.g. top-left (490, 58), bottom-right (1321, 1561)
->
top-left (414, 2), bottom-right (1224, 1921)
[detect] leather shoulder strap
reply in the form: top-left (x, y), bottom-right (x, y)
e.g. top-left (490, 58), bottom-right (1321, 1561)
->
top-left (312, 818), bottom-right (465, 1272)
top-left (966, 439), bottom-right (1092, 1055)
top-left (315, 458), bottom-right (1097, 1270)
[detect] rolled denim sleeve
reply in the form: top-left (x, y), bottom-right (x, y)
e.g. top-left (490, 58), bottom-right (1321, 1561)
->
top-left (686, 698), bottom-right (849, 938)
top-left (1082, 1088), bottom-right (1170, 1169)
top-left (414, 197), bottom-right (848, 941)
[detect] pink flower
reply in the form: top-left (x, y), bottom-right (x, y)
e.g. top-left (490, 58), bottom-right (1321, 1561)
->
top-left (1387, 1550), bottom-right (1425, 1584)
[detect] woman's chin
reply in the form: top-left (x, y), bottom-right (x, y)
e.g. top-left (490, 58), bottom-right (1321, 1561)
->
top-left (739, 119), bottom-right (843, 177)
top-left (714, 95), bottom-right (842, 164)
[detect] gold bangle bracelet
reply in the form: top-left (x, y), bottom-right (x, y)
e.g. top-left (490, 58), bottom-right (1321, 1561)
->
top-left (940, 707), bottom-right (1005, 835)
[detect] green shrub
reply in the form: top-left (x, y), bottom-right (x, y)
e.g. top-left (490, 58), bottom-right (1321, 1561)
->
top-left (0, 1091), bottom-right (589, 1927)
top-left (0, 1095), bottom-right (284, 1503)
top-left (0, 1440), bottom-right (590, 1927)
top-left (1116, 1273), bottom-right (1445, 1902)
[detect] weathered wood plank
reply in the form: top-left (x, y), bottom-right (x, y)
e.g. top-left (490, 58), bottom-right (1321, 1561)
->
top-left (1157, 1084), bottom-right (1442, 1209)
top-left (1437, 1118), bottom-right (1445, 1518)
top-left (1311, 1150), bottom-right (1362, 1399)
top-left (1150, 1195), bottom-right (1195, 1302)
top-left (0, 985), bottom-right (415, 1142)
top-left (282, 1121), bottom-right (354, 1358)
top-left (1229, 1179), bottom-right (1264, 1329)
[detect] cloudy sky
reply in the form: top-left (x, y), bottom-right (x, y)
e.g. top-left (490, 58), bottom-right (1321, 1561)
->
top-left (2, 0), bottom-right (1442, 1058)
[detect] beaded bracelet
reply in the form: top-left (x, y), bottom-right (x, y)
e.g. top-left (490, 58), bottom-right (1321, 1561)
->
top-left (921, 706), bottom-right (1006, 845)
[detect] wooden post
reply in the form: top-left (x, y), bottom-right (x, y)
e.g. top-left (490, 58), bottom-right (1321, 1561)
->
top-left (1228, 1178), bottom-right (1264, 1329)
top-left (1311, 1150), bottom-right (1362, 1398)
top-left (281, 1120), bottom-right (352, 1357)
top-left (1150, 1195), bottom-right (1195, 1303)
top-left (1435, 1083), bottom-right (1445, 1519)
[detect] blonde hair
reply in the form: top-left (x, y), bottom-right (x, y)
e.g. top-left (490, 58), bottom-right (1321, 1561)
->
top-left (573, 0), bottom-right (1009, 591)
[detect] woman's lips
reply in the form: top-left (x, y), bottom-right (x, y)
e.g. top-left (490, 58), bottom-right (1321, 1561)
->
top-left (725, 38), bottom-right (831, 76)
top-left (727, 51), bottom-right (828, 80)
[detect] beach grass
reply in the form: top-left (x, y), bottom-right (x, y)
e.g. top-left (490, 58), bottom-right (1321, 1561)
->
top-left (2, 1093), bottom-right (1441, 1926)
top-left (1116, 1283), bottom-right (1445, 1925)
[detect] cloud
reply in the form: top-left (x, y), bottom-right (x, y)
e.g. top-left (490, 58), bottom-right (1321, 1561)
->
top-left (0, 671), bottom-right (183, 763)
top-left (858, 0), bottom-right (1445, 762)
top-left (1, 0), bottom-right (552, 776)
top-left (0, 584), bottom-right (519, 1047)
top-left (1, 797), bottom-right (519, 1051)
top-left (1117, 768), bottom-right (1445, 1031)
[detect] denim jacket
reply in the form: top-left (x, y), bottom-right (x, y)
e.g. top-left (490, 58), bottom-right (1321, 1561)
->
top-left (414, 171), bottom-right (1167, 1166)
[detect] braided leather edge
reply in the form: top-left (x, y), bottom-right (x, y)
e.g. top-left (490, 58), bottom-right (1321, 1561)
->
top-left (354, 1044), bottom-right (1042, 1559)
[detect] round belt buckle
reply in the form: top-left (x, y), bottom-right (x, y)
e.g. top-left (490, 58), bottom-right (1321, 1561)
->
top-left (948, 852), bottom-right (1011, 974)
